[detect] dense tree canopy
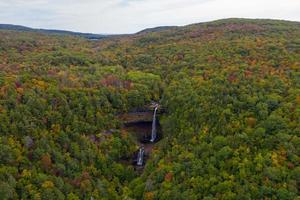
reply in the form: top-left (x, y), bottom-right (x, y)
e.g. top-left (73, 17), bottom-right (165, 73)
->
top-left (0, 18), bottom-right (299, 199)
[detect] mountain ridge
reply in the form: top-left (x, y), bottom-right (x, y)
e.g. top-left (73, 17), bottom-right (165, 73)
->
top-left (0, 24), bottom-right (110, 39)
top-left (1, 18), bottom-right (299, 40)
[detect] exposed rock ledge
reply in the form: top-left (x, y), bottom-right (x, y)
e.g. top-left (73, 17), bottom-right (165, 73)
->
top-left (118, 103), bottom-right (163, 124)
top-left (118, 112), bottom-right (153, 124)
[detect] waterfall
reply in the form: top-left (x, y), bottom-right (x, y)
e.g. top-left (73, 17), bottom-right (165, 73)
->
top-left (137, 147), bottom-right (145, 166)
top-left (150, 106), bottom-right (158, 142)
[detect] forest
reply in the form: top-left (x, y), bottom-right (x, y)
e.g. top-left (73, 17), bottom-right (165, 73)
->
top-left (0, 18), bottom-right (299, 199)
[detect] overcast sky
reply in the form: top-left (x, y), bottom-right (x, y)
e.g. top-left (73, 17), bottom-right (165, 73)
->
top-left (0, 0), bottom-right (300, 34)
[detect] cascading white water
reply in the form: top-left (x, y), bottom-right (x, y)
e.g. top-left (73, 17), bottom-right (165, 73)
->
top-left (137, 147), bottom-right (144, 166)
top-left (150, 106), bottom-right (158, 142)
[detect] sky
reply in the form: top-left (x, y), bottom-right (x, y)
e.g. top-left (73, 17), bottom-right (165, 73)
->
top-left (0, 0), bottom-right (300, 34)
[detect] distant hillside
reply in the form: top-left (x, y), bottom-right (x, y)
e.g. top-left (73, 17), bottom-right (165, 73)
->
top-left (0, 24), bottom-right (110, 39)
top-left (1, 19), bottom-right (300, 40)
top-left (136, 26), bottom-right (178, 34)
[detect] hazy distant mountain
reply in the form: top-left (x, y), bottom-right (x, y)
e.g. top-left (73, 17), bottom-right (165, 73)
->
top-left (0, 24), bottom-right (110, 39)
top-left (0, 24), bottom-right (180, 39)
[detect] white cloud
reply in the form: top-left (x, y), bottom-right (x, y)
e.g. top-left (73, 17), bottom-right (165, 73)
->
top-left (0, 0), bottom-right (299, 33)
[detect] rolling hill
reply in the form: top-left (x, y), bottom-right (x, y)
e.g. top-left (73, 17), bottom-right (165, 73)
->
top-left (0, 18), bottom-right (299, 200)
